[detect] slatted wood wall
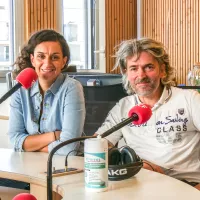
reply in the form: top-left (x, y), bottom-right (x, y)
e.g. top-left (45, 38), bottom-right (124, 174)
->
top-left (23, 0), bottom-right (199, 84)
top-left (24, 0), bottom-right (57, 41)
top-left (105, 0), bottom-right (137, 73)
top-left (142, 0), bottom-right (200, 85)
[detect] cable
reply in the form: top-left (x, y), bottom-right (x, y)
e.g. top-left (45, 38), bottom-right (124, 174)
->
top-left (64, 149), bottom-right (83, 171)
top-left (47, 135), bottom-right (96, 200)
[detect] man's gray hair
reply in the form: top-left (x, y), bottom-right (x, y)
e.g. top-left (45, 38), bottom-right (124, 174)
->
top-left (113, 38), bottom-right (175, 95)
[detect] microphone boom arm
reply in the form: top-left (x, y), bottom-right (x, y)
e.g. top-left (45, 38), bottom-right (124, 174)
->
top-left (0, 83), bottom-right (21, 104)
top-left (47, 114), bottom-right (138, 200)
top-left (47, 136), bottom-right (95, 200)
top-left (101, 114), bottom-right (138, 138)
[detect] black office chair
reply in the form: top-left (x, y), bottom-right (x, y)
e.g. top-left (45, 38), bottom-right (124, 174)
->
top-left (83, 83), bottom-right (127, 136)
top-left (66, 72), bottom-right (127, 136)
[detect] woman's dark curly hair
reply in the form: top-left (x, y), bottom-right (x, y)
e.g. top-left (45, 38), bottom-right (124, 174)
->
top-left (13, 29), bottom-right (70, 75)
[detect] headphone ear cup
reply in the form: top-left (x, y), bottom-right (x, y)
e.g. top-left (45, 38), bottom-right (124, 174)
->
top-left (108, 148), bottom-right (121, 165)
top-left (108, 146), bottom-right (143, 181)
top-left (120, 146), bottom-right (139, 165)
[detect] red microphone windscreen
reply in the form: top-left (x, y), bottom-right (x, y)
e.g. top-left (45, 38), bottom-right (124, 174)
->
top-left (128, 104), bottom-right (152, 125)
top-left (16, 68), bottom-right (38, 89)
top-left (12, 193), bottom-right (37, 200)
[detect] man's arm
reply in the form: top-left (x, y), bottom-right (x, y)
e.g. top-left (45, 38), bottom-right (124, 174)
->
top-left (93, 133), bottom-right (115, 148)
top-left (142, 159), bottom-right (165, 174)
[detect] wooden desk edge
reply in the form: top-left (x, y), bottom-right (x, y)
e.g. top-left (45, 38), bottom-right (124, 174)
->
top-left (0, 115), bottom-right (9, 120)
top-left (0, 171), bottom-right (64, 199)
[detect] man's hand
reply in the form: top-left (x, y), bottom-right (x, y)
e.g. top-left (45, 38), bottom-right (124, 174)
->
top-left (194, 184), bottom-right (200, 191)
top-left (143, 160), bottom-right (165, 174)
top-left (93, 133), bottom-right (114, 148)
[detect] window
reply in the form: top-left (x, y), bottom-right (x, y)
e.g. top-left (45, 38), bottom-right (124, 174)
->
top-left (0, 0), bottom-right (13, 70)
top-left (62, 0), bottom-right (105, 71)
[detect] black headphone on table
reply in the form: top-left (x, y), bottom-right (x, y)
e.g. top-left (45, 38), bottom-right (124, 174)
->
top-left (108, 146), bottom-right (143, 181)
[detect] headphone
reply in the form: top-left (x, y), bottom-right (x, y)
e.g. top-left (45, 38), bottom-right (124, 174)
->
top-left (108, 146), bottom-right (143, 181)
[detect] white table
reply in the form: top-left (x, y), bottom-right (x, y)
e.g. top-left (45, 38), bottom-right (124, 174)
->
top-left (0, 148), bottom-right (200, 200)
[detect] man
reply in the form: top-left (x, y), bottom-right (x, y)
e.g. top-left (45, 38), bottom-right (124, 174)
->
top-left (95, 38), bottom-right (200, 190)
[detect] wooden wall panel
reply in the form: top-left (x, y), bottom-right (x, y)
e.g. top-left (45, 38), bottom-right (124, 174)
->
top-left (24, 0), bottom-right (57, 41)
top-left (105, 0), bottom-right (137, 73)
top-left (142, 0), bottom-right (200, 85)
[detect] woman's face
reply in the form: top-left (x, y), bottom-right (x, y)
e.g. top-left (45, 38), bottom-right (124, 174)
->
top-left (30, 41), bottom-right (67, 86)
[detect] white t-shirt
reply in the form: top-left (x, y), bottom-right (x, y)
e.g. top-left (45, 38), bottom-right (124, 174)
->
top-left (96, 86), bottom-right (200, 182)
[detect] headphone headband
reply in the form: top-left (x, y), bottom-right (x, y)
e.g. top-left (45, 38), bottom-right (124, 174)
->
top-left (108, 146), bottom-right (143, 181)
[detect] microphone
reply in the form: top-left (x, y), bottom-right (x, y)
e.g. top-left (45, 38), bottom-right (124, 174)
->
top-left (0, 68), bottom-right (38, 104)
top-left (128, 103), bottom-right (152, 125)
top-left (101, 104), bottom-right (152, 138)
top-left (12, 193), bottom-right (37, 200)
top-left (47, 103), bottom-right (152, 200)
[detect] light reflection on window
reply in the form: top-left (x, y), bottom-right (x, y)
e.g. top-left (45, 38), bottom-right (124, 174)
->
top-left (0, 0), bottom-right (13, 69)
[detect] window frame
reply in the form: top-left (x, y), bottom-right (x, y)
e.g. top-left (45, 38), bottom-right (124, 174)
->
top-left (61, 0), bottom-right (105, 72)
top-left (0, 0), bottom-right (14, 71)
top-left (0, 0), bottom-right (25, 78)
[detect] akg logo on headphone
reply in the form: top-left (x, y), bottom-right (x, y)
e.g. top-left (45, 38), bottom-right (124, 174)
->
top-left (108, 146), bottom-right (143, 181)
top-left (108, 168), bottom-right (127, 176)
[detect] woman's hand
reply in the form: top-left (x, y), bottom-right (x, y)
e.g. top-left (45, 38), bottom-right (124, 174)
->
top-left (54, 130), bottom-right (61, 140)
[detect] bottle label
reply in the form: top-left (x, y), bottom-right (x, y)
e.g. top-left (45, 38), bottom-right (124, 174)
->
top-left (85, 152), bottom-right (107, 189)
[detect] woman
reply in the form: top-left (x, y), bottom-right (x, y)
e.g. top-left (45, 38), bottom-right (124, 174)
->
top-left (8, 29), bottom-right (85, 155)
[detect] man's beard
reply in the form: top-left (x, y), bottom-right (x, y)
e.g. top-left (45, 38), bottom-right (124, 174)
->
top-left (132, 77), bottom-right (158, 96)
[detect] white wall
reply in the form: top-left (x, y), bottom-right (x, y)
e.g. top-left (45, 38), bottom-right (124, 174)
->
top-left (0, 83), bottom-right (11, 148)
top-left (0, 119), bottom-right (10, 148)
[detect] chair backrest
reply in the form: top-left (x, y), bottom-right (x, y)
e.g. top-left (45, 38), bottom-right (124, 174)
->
top-left (176, 85), bottom-right (200, 93)
top-left (176, 85), bottom-right (200, 89)
top-left (6, 72), bottom-right (13, 91)
top-left (83, 84), bottom-right (127, 136)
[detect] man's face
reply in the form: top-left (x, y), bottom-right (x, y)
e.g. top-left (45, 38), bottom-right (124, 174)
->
top-left (126, 51), bottom-right (165, 97)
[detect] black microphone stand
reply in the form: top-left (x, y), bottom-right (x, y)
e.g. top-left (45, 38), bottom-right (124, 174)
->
top-left (47, 114), bottom-right (138, 200)
top-left (47, 136), bottom-right (95, 200)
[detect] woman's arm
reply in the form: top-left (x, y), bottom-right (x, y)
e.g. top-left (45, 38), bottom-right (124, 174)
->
top-left (8, 90), bottom-right (30, 152)
top-left (23, 131), bottom-right (55, 152)
top-left (8, 89), bottom-right (61, 152)
top-left (37, 131), bottom-right (61, 152)
top-left (47, 80), bottom-right (86, 155)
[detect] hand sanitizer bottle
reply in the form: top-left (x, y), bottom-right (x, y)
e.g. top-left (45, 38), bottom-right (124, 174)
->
top-left (84, 137), bottom-right (108, 192)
